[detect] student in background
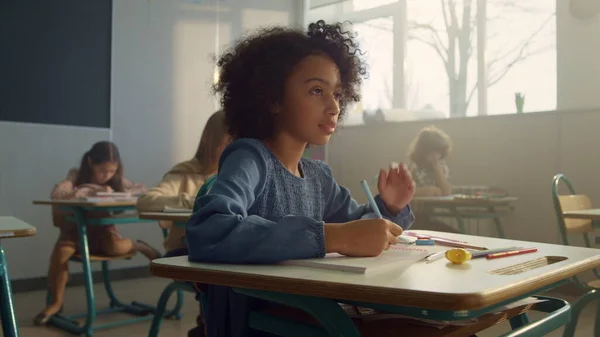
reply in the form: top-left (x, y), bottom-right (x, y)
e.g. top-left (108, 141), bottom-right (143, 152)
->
top-left (137, 110), bottom-right (230, 254)
top-left (34, 141), bottom-right (161, 325)
top-left (408, 125), bottom-right (453, 196)
top-left (137, 111), bottom-right (229, 337)
top-left (407, 125), bottom-right (459, 233)
top-left (186, 20), bottom-right (416, 337)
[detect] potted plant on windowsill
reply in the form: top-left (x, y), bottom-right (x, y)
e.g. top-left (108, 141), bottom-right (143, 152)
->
top-left (515, 92), bottom-right (525, 114)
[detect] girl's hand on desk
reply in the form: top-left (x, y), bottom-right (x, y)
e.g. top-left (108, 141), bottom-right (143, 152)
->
top-left (377, 163), bottom-right (416, 214)
top-left (324, 219), bottom-right (403, 257)
top-left (91, 186), bottom-right (113, 195)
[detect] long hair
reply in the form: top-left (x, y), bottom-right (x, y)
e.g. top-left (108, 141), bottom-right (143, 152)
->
top-left (408, 125), bottom-right (452, 168)
top-left (75, 141), bottom-right (124, 191)
top-left (194, 110), bottom-right (228, 175)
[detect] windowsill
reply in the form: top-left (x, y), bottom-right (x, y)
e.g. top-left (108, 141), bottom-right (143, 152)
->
top-left (339, 107), bottom-right (600, 129)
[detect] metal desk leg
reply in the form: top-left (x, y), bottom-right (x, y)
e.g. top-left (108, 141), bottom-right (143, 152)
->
top-left (489, 206), bottom-right (506, 238)
top-left (0, 241), bottom-right (19, 337)
top-left (450, 206), bottom-right (467, 233)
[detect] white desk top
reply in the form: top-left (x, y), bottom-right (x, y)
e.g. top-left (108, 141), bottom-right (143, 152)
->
top-left (33, 199), bottom-right (138, 208)
top-left (563, 209), bottom-right (600, 220)
top-left (0, 216), bottom-right (37, 238)
top-left (150, 230), bottom-right (600, 311)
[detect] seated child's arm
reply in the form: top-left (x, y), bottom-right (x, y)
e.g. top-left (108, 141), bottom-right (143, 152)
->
top-left (433, 161), bottom-right (452, 195)
top-left (52, 179), bottom-right (100, 200)
top-left (137, 173), bottom-right (197, 212)
top-left (186, 145), bottom-right (325, 264)
top-left (122, 178), bottom-right (147, 195)
top-left (320, 163), bottom-right (414, 230)
top-left (409, 164), bottom-right (443, 197)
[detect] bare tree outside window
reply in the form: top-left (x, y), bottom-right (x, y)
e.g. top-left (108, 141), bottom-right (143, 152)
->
top-left (408, 0), bottom-right (555, 117)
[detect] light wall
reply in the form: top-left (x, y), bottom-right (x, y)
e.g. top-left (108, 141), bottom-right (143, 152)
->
top-left (0, 0), bottom-right (296, 280)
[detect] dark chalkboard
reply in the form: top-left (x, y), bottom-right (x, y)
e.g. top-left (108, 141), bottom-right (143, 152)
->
top-left (0, 0), bottom-right (112, 128)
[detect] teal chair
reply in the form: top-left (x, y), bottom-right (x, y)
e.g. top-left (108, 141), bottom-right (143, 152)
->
top-left (552, 174), bottom-right (600, 337)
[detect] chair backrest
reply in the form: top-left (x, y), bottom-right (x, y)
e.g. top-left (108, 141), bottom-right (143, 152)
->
top-left (557, 194), bottom-right (593, 233)
top-left (552, 174), bottom-right (594, 244)
top-left (192, 175), bottom-right (217, 213)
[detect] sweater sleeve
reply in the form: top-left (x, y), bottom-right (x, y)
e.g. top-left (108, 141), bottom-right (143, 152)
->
top-left (137, 173), bottom-right (198, 212)
top-left (50, 169), bottom-right (96, 199)
top-left (122, 177), bottom-right (147, 195)
top-left (186, 142), bottom-right (326, 264)
top-left (320, 163), bottom-right (414, 229)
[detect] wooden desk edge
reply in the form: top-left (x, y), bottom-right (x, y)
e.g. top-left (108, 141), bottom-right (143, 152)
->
top-left (138, 213), bottom-right (191, 221)
top-left (149, 255), bottom-right (600, 311)
top-left (0, 227), bottom-right (37, 239)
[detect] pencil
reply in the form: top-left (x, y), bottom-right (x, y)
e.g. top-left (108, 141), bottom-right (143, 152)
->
top-left (360, 179), bottom-right (383, 218)
top-left (486, 248), bottom-right (538, 260)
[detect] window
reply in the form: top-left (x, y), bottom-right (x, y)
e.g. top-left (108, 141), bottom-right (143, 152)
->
top-left (485, 1), bottom-right (556, 115)
top-left (307, 0), bottom-right (557, 124)
top-left (350, 17), bottom-right (394, 125)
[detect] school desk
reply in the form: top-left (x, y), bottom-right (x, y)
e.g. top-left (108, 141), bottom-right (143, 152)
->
top-left (412, 196), bottom-right (518, 238)
top-left (0, 217), bottom-right (37, 337)
top-left (147, 230), bottom-right (600, 337)
top-left (32, 199), bottom-right (173, 337)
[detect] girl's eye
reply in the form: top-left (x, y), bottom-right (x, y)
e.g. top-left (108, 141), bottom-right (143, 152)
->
top-left (310, 87), bottom-right (323, 95)
top-left (333, 92), bottom-right (343, 101)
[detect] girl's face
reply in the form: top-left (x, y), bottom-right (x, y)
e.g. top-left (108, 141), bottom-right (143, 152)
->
top-left (427, 152), bottom-right (443, 165)
top-left (277, 54), bottom-right (342, 146)
top-left (91, 162), bottom-right (118, 185)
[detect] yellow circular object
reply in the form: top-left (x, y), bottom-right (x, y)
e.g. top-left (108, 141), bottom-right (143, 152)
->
top-left (445, 248), bottom-right (472, 264)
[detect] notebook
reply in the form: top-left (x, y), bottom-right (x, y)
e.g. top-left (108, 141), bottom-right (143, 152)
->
top-left (282, 245), bottom-right (437, 274)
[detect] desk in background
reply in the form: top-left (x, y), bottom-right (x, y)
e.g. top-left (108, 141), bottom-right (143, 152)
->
top-left (412, 196), bottom-right (517, 238)
top-left (33, 199), bottom-right (160, 337)
top-left (0, 216), bottom-right (37, 337)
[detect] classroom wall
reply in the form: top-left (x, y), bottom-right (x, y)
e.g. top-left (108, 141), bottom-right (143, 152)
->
top-left (556, 0), bottom-right (600, 110)
top-left (0, 0), bottom-right (297, 280)
top-left (328, 4), bottom-right (600, 246)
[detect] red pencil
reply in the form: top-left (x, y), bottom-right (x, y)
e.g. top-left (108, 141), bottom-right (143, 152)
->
top-left (486, 248), bottom-right (538, 259)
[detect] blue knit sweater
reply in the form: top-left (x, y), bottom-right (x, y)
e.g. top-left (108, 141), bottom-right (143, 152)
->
top-left (186, 138), bottom-right (414, 337)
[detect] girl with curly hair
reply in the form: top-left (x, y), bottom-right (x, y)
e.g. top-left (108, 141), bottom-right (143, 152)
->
top-left (185, 20), bottom-right (418, 337)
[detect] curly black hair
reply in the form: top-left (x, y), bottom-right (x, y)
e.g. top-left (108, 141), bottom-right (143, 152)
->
top-left (213, 20), bottom-right (367, 140)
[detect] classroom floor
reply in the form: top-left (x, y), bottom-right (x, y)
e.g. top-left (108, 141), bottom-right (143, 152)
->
top-left (12, 277), bottom-right (597, 337)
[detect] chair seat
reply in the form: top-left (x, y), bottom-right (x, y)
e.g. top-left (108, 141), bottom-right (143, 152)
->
top-left (587, 279), bottom-right (600, 289)
top-left (70, 251), bottom-right (136, 262)
top-left (261, 302), bottom-right (536, 337)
